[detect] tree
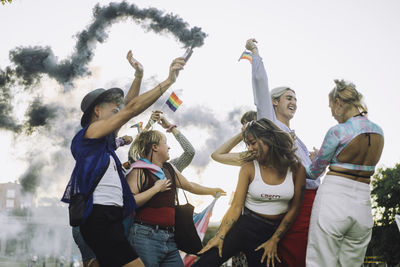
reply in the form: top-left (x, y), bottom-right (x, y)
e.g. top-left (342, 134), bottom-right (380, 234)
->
top-left (1, 0), bottom-right (12, 5)
top-left (368, 164), bottom-right (400, 266)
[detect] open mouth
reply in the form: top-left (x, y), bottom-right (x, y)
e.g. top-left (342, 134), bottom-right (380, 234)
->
top-left (288, 106), bottom-right (295, 111)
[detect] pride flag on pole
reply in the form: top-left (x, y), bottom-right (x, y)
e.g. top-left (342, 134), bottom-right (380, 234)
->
top-left (238, 51), bottom-right (252, 63)
top-left (183, 196), bottom-right (219, 267)
top-left (130, 122), bottom-right (143, 133)
top-left (165, 92), bottom-right (183, 112)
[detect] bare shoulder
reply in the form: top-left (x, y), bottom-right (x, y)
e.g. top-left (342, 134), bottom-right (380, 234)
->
top-left (126, 168), bottom-right (142, 180)
top-left (240, 161), bottom-right (255, 178)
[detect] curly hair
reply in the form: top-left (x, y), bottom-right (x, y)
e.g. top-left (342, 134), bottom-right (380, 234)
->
top-left (128, 130), bottom-right (164, 162)
top-left (242, 118), bottom-right (299, 176)
top-left (329, 79), bottom-right (367, 114)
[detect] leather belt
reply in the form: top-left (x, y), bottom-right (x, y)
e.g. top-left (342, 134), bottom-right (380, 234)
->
top-left (134, 220), bottom-right (175, 232)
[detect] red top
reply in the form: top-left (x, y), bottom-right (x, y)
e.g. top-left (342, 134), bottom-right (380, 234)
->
top-left (134, 163), bottom-right (176, 227)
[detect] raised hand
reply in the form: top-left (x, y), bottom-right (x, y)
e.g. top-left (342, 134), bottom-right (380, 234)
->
top-left (126, 50), bottom-right (143, 76)
top-left (158, 115), bottom-right (172, 129)
top-left (121, 135), bottom-right (133, 145)
top-left (150, 110), bottom-right (163, 123)
top-left (245, 38), bottom-right (259, 55)
top-left (167, 57), bottom-right (185, 84)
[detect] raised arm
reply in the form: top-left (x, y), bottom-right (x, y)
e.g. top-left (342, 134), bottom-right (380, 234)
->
top-left (173, 166), bottom-right (226, 197)
top-left (126, 168), bottom-right (171, 207)
top-left (124, 50), bottom-right (144, 105)
top-left (255, 164), bottom-right (306, 265)
top-left (211, 132), bottom-right (244, 166)
top-left (198, 162), bottom-right (252, 256)
top-left (157, 115), bottom-right (195, 172)
top-left (246, 39), bottom-right (276, 122)
top-left (85, 57), bottom-right (185, 139)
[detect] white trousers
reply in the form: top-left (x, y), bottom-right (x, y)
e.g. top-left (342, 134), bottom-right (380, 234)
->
top-left (306, 175), bottom-right (373, 267)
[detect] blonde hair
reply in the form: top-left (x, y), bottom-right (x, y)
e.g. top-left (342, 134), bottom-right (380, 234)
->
top-left (129, 130), bottom-right (164, 162)
top-left (329, 79), bottom-right (367, 114)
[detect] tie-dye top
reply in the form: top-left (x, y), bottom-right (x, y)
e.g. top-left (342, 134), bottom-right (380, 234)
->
top-left (306, 115), bottom-right (384, 179)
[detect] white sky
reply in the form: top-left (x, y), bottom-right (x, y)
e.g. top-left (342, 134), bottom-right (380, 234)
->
top-left (1, 0), bottom-right (399, 221)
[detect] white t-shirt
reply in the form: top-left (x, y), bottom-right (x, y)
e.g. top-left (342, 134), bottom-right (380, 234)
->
top-left (93, 156), bottom-right (123, 207)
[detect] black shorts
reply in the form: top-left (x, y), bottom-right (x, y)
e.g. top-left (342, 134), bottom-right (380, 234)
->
top-left (80, 204), bottom-right (138, 267)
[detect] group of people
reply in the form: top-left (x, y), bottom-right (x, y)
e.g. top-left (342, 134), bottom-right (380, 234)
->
top-left (62, 38), bottom-right (384, 267)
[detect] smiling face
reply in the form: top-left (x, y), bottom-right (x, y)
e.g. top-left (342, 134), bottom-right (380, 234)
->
top-left (273, 90), bottom-right (297, 122)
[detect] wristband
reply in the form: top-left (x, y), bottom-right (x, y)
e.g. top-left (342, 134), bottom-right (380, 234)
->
top-left (166, 124), bottom-right (177, 133)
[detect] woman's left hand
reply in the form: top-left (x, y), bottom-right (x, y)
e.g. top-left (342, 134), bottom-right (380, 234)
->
top-left (126, 50), bottom-right (143, 75)
top-left (211, 188), bottom-right (226, 198)
top-left (255, 238), bottom-right (281, 267)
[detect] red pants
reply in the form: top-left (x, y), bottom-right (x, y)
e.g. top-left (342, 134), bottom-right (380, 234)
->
top-left (278, 189), bottom-right (317, 267)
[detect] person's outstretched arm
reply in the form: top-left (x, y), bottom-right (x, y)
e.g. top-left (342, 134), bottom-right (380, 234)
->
top-left (124, 50), bottom-right (144, 105)
top-left (211, 132), bottom-right (243, 166)
top-left (246, 39), bottom-right (276, 122)
top-left (197, 161), bottom-right (252, 256)
top-left (158, 115), bottom-right (195, 172)
top-left (85, 57), bottom-right (185, 139)
top-left (173, 165), bottom-right (226, 197)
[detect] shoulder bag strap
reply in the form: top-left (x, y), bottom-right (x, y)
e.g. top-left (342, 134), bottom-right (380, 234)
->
top-left (85, 159), bottom-right (110, 201)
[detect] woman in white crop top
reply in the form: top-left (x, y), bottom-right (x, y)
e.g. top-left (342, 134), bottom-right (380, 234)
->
top-left (193, 118), bottom-right (306, 267)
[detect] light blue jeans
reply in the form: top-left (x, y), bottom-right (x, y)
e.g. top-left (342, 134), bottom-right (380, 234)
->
top-left (128, 223), bottom-right (184, 267)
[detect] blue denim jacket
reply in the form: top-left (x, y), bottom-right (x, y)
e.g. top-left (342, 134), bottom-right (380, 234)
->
top-left (61, 126), bottom-right (136, 222)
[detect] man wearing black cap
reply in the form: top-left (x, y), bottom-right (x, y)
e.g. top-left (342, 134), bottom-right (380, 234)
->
top-left (62, 55), bottom-right (185, 267)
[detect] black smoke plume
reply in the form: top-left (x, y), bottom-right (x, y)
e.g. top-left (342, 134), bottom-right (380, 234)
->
top-left (0, 1), bottom-right (207, 132)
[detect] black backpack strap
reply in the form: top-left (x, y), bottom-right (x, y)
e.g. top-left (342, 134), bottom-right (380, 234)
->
top-left (84, 159), bottom-right (110, 201)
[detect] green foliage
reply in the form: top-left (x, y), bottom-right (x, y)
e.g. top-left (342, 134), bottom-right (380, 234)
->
top-left (369, 164), bottom-right (400, 266)
top-left (1, 0), bottom-right (12, 5)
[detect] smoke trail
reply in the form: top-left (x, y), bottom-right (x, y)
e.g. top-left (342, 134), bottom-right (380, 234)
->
top-left (174, 106), bottom-right (246, 168)
top-left (5, 1), bottom-right (206, 89)
top-left (19, 161), bottom-right (45, 193)
top-left (25, 99), bottom-right (58, 133)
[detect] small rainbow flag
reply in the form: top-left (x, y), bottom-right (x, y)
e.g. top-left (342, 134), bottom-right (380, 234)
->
top-left (238, 51), bottom-right (252, 63)
top-left (130, 122), bottom-right (143, 133)
top-left (165, 92), bottom-right (183, 112)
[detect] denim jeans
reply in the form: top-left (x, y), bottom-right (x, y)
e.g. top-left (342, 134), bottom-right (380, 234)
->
top-left (128, 223), bottom-right (184, 267)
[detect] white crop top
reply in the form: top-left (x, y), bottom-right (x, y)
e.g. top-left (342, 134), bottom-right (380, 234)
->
top-left (244, 160), bottom-right (294, 215)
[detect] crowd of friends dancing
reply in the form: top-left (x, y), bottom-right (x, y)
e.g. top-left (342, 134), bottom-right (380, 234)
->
top-left (62, 39), bottom-right (384, 267)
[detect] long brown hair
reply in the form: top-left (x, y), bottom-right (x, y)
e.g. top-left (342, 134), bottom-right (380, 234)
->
top-left (242, 118), bottom-right (299, 176)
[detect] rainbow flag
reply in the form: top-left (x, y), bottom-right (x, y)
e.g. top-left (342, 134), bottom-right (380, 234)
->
top-left (130, 122), bottom-right (143, 133)
top-left (183, 196), bottom-right (219, 267)
top-left (165, 92), bottom-right (183, 112)
top-left (238, 51), bottom-right (252, 63)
